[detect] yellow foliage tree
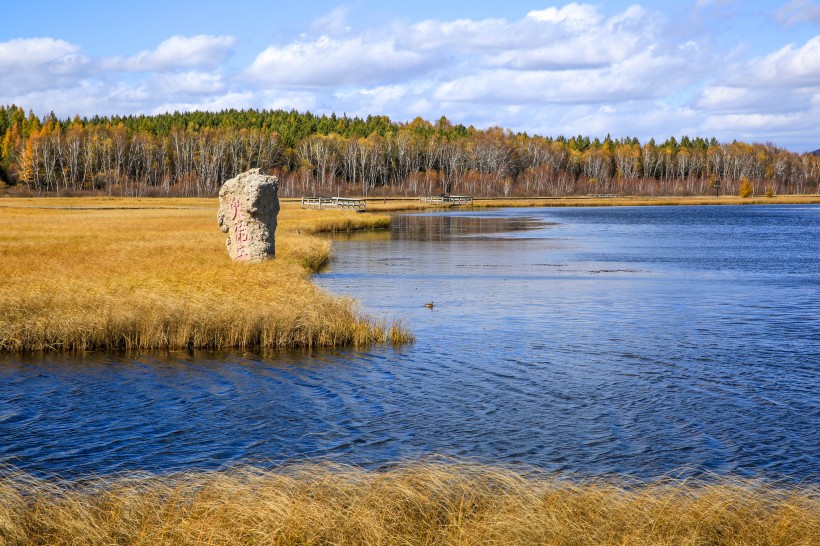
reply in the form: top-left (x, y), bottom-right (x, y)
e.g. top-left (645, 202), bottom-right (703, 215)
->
top-left (738, 177), bottom-right (753, 198)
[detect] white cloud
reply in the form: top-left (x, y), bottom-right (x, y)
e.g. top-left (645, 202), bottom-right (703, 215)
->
top-left (150, 92), bottom-right (256, 115)
top-left (564, 103), bottom-right (701, 142)
top-left (257, 90), bottom-right (320, 112)
top-left (4, 81), bottom-right (152, 118)
top-left (484, 7), bottom-right (652, 70)
top-left (152, 71), bottom-right (227, 95)
top-left (406, 17), bottom-right (530, 53)
top-left (692, 34), bottom-right (820, 148)
top-left (432, 49), bottom-right (692, 105)
top-left (700, 110), bottom-right (820, 145)
top-left (0, 38), bottom-right (90, 93)
top-left (151, 89), bottom-right (321, 115)
top-left (0, 37), bottom-right (85, 70)
top-left (697, 85), bottom-right (814, 114)
top-left (246, 36), bottom-right (432, 86)
top-left (104, 35), bottom-right (236, 72)
top-left (402, 3), bottom-right (653, 66)
top-left (698, 86), bottom-right (754, 109)
top-left (752, 35), bottom-right (820, 86)
top-left (776, 0), bottom-right (820, 26)
top-left (3, 3), bottom-right (820, 151)
top-left (527, 3), bottom-right (602, 28)
top-left (704, 112), bottom-right (806, 130)
top-left (335, 84), bottom-right (419, 116)
top-left (244, 2), bottom-right (671, 102)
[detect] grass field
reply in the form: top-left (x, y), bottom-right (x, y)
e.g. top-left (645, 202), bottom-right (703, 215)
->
top-left (1, 461), bottom-right (816, 545)
top-left (0, 198), bottom-right (410, 352)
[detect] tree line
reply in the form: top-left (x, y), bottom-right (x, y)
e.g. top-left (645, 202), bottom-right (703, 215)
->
top-left (1, 105), bottom-right (818, 198)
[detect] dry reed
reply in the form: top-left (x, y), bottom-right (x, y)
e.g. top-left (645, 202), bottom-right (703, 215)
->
top-left (0, 461), bottom-right (816, 545)
top-left (0, 198), bottom-right (411, 352)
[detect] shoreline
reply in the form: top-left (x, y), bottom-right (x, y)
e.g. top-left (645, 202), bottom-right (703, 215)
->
top-left (0, 198), bottom-right (410, 353)
top-left (3, 193), bottom-right (819, 208)
top-left (359, 194), bottom-right (820, 212)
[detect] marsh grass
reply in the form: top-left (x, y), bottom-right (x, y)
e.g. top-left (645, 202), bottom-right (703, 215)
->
top-left (0, 461), bottom-right (816, 545)
top-left (472, 195), bottom-right (820, 208)
top-left (0, 198), bottom-right (410, 352)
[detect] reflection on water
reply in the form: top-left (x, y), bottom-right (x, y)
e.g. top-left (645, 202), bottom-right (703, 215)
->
top-left (1, 205), bottom-right (818, 481)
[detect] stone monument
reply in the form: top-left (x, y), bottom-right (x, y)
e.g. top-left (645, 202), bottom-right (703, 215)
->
top-left (217, 168), bottom-right (280, 262)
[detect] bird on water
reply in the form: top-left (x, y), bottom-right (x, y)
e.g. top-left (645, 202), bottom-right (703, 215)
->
top-left (424, 302), bottom-right (434, 309)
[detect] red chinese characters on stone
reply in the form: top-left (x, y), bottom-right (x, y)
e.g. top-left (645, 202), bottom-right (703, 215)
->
top-left (231, 198), bottom-right (250, 261)
top-left (217, 169), bottom-right (279, 262)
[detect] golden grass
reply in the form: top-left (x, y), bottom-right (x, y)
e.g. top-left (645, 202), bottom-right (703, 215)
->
top-left (0, 461), bottom-right (816, 545)
top-left (470, 195), bottom-right (820, 208)
top-left (0, 198), bottom-right (411, 352)
top-left (362, 199), bottom-right (459, 212)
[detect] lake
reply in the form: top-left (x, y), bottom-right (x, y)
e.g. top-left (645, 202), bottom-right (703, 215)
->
top-left (1, 205), bottom-right (818, 481)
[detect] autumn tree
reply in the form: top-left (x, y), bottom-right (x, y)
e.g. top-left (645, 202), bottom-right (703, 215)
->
top-left (1, 105), bottom-right (818, 198)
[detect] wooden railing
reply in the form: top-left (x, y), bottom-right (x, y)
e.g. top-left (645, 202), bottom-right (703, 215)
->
top-left (419, 195), bottom-right (474, 205)
top-left (301, 196), bottom-right (366, 211)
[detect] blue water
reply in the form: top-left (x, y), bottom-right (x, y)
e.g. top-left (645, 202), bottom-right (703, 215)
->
top-left (1, 205), bottom-right (818, 481)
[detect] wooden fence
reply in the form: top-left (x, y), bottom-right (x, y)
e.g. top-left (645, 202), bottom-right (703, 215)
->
top-left (419, 195), bottom-right (474, 205)
top-left (301, 196), bottom-right (367, 211)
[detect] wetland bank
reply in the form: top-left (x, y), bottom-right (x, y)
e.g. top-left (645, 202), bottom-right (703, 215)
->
top-left (1, 198), bottom-right (819, 544)
top-left (0, 198), bottom-right (409, 353)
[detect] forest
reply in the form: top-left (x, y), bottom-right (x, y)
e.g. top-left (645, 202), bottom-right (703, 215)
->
top-left (1, 104), bottom-right (818, 198)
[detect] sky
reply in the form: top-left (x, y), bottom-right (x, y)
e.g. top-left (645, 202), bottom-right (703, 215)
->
top-left (1, 0), bottom-right (819, 152)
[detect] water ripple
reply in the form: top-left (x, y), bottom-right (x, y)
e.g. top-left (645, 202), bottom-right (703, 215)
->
top-left (1, 205), bottom-right (819, 481)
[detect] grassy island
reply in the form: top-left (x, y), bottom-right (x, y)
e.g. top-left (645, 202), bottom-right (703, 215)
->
top-left (0, 198), bottom-right (410, 352)
top-left (1, 461), bottom-right (817, 545)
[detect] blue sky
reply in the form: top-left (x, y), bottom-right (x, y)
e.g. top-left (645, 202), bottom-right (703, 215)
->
top-left (2, 1), bottom-right (819, 151)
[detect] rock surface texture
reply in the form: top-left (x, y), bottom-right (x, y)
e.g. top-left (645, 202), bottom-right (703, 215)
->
top-left (217, 169), bottom-right (280, 262)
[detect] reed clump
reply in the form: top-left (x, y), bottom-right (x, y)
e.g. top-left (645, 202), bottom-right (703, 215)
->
top-left (0, 461), bottom-right (816, 545)
top-left (285, 208), bottom-right (392, 235)
top-left (0, 198), bottom-right (410, 352)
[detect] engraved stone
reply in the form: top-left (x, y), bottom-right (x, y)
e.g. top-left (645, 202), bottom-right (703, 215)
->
top-left (217, 168), bottom-right (280, 262)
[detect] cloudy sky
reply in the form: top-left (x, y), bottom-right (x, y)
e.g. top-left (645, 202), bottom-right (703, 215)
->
top-left (2, 0), bottom-right (819, 151)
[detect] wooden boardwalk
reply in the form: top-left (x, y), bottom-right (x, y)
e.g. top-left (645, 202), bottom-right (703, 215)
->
top-left (419, 195), bottom-right (474, 205)
top-left (301, 196), bottom-right (366, 211)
